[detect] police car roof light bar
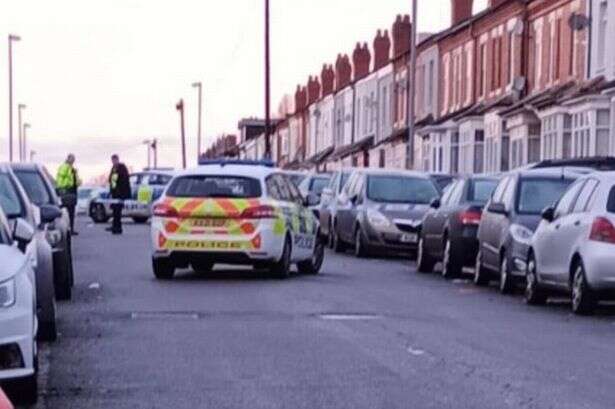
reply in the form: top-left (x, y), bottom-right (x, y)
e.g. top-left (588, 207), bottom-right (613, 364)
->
top-left (198, 159), bottom-right (275, 168)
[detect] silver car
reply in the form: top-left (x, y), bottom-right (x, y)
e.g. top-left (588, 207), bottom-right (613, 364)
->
top-left (527, 171), bottom-right (615, 314)
top-left (0, 164), bottom-right (57, 341)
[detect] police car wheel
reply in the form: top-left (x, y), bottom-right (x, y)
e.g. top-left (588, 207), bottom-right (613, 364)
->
top-left (91, 204), bottom-right (109, 224)
top-left (298, 237), bottom-right (325, 275)
top-left (152, 257), bottom-right (175, 280)
top-left (270, 236), bottom-right (292, 279)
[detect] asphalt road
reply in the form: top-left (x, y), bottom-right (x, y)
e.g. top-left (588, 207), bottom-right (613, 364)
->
top-left (32, 218), bottom-right (615, 409)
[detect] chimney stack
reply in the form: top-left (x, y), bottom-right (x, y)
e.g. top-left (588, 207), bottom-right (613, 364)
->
top-left (392, 15), bottom-right (411, 58)
top-left (321, 64), bottom-right (335, 96)
top-left (295, 85), bottom-right (307, 112)
top-left (451, 0), bottom-right (473, 26)
top-left (352, 42), bottom-right (371, 81)
top-left (307, 76), bottom-right (321, 105)
top-left (373, 29), bottom-right (391, 70)
top-left (335, 54), bottom-right (352, 91)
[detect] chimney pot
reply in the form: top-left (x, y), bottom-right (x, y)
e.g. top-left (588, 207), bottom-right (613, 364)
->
top-left (450, 0), bottom-right (474, 26)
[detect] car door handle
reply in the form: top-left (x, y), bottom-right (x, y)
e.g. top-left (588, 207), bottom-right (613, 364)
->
top-left (574, 220), bottom-right (581, 227)
top-left (555, 224), bottom-right (561, 229)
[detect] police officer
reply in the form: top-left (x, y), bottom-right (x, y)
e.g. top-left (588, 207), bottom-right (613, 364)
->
top-left (56, 153), bottom-right (81, 235)
top-left (108, 154), bottom-right (131, 235)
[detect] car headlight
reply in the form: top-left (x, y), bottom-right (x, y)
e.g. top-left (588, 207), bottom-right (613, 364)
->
top-left (510, 224), bottom-right (533, 245)
top-left (367, 209), bottom-right (392, 229)
top-left (45, 228), bottom-right (63, 247)
top-left (0, 278), bottom-right (16, 308)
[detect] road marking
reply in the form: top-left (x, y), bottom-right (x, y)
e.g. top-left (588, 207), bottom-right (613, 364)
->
top-left (319, 313), bottom-right (382, 321)
top-left (130, 312), bottom-right (199, 320)
top-left (406, 346), bottom-right (426, 356)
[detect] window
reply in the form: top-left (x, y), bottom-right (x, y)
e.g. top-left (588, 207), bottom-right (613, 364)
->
top-left (597, 1), bottom-right (608, 70)
top-left (366, 175), bottom-right (439, 204)
top-left (274, 174), bottom-right (293, 202)
top-left (440, 181), bottom-right (457, 206)
top-left (491, 177), bottom-right (510, 204)
top-left (284, 175), bottom-right (304, 203)
top-left (479, 43), bottom-right (487, 97)
top-left (14, 170), bottom-right (52, 206)
top-left (596, 109), bottom-right (611, 154)
top-left (508, 32), bottom-right (515, 84)
top-left (474, 130), bottom-right (485, 174)
top-left (553, 19), bottom-right (562, 81)
top-left (555, 179), bottom-right (585, 217)
top-left (428, 60), bottom-right (434, 108)
top-left (0, 174), bottom-right (25, 218)
top-left (168, 176), bottom-right (262, 199)
top-left (450, 132), bottom-right (459, 174)
top-left (608, 186), bottom-right (615, 213)
top-left (572, 112), bottom-right (592, 157)
top-left (379, 149), bottom-right (385, 168)
top-left (448, 181), bottom-right (465, 206)
top-left (469, 179), bottom-right (499, 204)
top-left (517, 178), bottom-right (574, 215)
top-left (572, 179), bottom-right (599, 213)
top-left (309, 177), bottom-right (331, 197)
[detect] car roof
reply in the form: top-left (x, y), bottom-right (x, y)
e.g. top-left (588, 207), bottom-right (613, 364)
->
top-left (7, 163), bottom-right (42, 172)
top-left (352, 168), bottom-right (433, 178)
top-left (507, 167), bottom-right (590, 179)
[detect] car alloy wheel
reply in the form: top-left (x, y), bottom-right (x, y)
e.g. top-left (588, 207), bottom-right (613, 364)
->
top-left (499, 257), bottom-right (513, 294)
top-left (571, 264), bottom-right (595, 315)
top-left (525, 256), bottom-right (547, 305)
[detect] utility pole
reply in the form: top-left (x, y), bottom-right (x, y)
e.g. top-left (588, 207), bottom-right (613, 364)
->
top-left (143, 140), bottom-right (151, 169)
top-left (405, 0), bottom-right (417, 170)
top-left (18, 104), bottom-right (26, 161)
top-left (151, 138), bottom-right (158, 168)
top-left (8, 34), bottom-right (21, 162)
top-left (22, 123), bottom-right (30, 161)
top-left (192, 82), bottom-right (202, 162)
top-left (264, 0), bottom-right (272, 159)
top-left (176, 99), bottom-right (187, 169)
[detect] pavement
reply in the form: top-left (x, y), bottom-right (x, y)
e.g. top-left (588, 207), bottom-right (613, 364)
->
top-left (22, 218), bottom-right (615, 408)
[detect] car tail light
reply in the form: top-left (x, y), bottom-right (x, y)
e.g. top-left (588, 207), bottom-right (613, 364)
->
top-left (241, 205), bottom-right (276, 219)
top-left (152, 203), bottom-right (178, 218)
top-left (589, 217), bottom-right (615, 244)
top-left (459, 210), bottom-right (482, 225)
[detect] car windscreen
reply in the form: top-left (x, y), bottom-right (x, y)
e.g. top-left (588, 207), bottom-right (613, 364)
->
top-left (0, 174), bottom-right (25, 218)
top-left (78, 188), bottom-right (93, 199)
top-left (287, 174), bottom-right (306, 187)
top-left (469, 179), bottom-right (499, 204)
top-left (367, 175), bottom-right (439, 204)
top-left (14, 170), bottom-right (53, 206)
top-left (167, 176), bottom-right (262, 198)
top-left (310, 177), bottom-right (331, 196)
top-left (340, 173), bottom-right (350, 191)
top-left (517, 178), bottom-right (574, 215)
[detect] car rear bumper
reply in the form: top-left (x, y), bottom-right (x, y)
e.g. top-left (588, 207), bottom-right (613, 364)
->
top-left (364, 223), bottom-right (419, 253)
top-left (581, 243), bottom-right (615, 294)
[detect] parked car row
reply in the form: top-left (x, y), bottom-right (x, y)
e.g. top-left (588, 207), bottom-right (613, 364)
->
top-left (305, 159), bottom-right (615, 315)
top-left (0, 163), bottom-right (77, 404)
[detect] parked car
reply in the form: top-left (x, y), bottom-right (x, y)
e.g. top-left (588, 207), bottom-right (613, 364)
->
top-left (429, 173), bottom-right (456, 193)
top-left (0, 165), bottom-right (58, 341)
top-left (298, 173), bottom-right (332, 203)
top-left (76, 186), bottom-right (103, 215)
top-left (0, 206), bottom-right (38, 404)
top-left (89, 169), bottom-right (174, 224)
top-left (527, 172), bottom-right (615, 314)
top-left (11, 163), bottom-right (74, 301)
top-left (281, 170), bottom-right (307, 188)
top-left (475, 168), bottom-right (586, 293)
top-left (417, 176), bottom-right (499, 278)
top-left (332, 169), bottom-right (440, 257)
top-left (319, 169), bottom-right (352, 247)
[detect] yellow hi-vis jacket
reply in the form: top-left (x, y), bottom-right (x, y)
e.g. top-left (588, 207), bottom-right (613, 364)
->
top-left (56, 163), bottom-right (76, 190)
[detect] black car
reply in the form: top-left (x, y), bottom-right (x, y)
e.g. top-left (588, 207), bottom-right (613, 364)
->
top-left (475, 168), bottom-right (586, 293)
top-left (11, 163), bottom-right (74, 300)
top-left (417, 176), bottom-right (499, 278)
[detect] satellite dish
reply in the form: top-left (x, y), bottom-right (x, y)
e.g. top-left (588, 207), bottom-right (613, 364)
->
top-left (569, 13), bottom-right (590, 31)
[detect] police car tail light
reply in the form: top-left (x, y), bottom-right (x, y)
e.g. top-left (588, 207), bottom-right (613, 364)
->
top-left (153, 203), bottom-right (178, 218)
top-left (241, 205), bottom-right (276, 219)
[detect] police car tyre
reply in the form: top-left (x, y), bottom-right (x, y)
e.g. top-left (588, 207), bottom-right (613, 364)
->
top-left (153, 257), bottom-right (175, 280)
top-left (192, 261), bottom-right (214, 274)
top-left (297, 236), bottom-right (325, 275)
top-left (91, 203), bottom-right (109, 223)
top-left (54, 249), bottom-right (73, 300)
top-left (132, 216), bottom-right (149, 224)
top-left (270, 236), bottom-right (292, 279)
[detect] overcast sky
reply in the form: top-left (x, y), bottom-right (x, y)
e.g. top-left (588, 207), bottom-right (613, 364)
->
top-left (0, 0), bottom-right (487, 181)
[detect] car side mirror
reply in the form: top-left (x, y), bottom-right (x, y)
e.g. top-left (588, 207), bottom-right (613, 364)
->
top-left (40, 204), bottom-right (62, 224)
top-left (13, 218), bottom-right (34, 250)
top-left (541, 206), bottom-right (555, 223)
top-left (487, 202), bottom-right (508, 216)
top-left (430, 198), bottom-right (441, 209)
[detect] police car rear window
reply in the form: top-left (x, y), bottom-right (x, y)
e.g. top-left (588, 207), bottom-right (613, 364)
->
top-left (167, 176), bottom-right (262, 199)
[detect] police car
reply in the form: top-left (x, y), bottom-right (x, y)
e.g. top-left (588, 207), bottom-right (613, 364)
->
top-left (150, 160), bottom-right (325, 279)
top-left (89, 169), bottom-right (174, 224)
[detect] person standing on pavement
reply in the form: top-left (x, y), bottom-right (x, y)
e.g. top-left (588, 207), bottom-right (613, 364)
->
top-left (56, 153), bottom-right (81, 235)
top-left (108, 154), bottom-right (131, 235)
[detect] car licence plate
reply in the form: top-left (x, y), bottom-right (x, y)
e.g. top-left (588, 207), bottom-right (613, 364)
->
top-left (400, 233), bottom-right (417, 243)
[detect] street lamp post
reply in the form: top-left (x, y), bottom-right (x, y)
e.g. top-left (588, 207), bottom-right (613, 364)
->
top-left (18, 104), bottom-right (26, 161)
top-left (405, 0), bottom-right (417, 170)
top-left (264, 0), bottom-right (271, 159)
top-left (151, 138), bottom-right (158, 168)
top-left (142, 139), bottom-right (152, 169)
top-left (8, 34), bottom-right (21, 162)
top-left (192, 82), bottom-right (202, 162)
top-left (176, 99), bottom-right (187, 169)
top-left (22, 123), bottom-right (30, 162)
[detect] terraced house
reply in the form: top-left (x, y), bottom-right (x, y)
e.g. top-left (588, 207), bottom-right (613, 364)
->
top-left (211, 0), bottom-right (615, 176)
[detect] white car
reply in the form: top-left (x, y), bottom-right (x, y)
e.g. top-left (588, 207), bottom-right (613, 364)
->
top-left (0, 208), bottom-right (38, 404)
top-left (527, 171), bottom-right (615, 314)
top-left (150, 160), bottom-right (324, 279)
top-left (76, 186), bottom-right (103, 215)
